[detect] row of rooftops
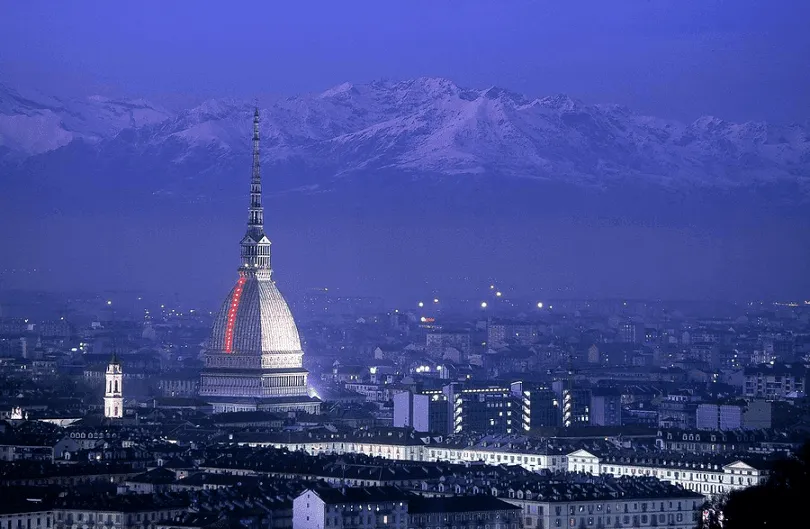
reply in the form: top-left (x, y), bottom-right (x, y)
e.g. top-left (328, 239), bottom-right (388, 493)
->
top-left (0, 476), bottom-right (310, 515)
top-left (571, 447), bottom-right (772, 472)
top-left (306, 471), bottom-right (703, 507)
top-left (0, 461), bottom-right (136, 481)
top-left (656, 427), bottom-right (806, 444)
top-left (446, 475), bottom-right (705, 503)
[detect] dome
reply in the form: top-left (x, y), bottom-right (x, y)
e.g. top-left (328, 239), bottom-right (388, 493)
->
top-left (209, 276), bottom-right (302, 354)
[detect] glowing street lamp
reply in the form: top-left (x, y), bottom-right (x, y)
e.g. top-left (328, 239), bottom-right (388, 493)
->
top-left (433, 298), bottom-right (439, 303)
top-left (496, 291), bottom-right (502, 297)
top-left (480, 301), bottom-right (488, 308)
top-left (418, 301), bottom-right (424, 308)
top-left (537, 302), bottom-right (544, 309)
top-left (106, 300), bottom-right (112, 306)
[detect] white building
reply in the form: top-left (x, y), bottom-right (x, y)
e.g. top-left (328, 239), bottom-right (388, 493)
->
top-left (0, 505), bottom-right (53, 529)
top-left (104, 354), bottom-right (123, 419)
top-left (293, 487), bottom-right (410, 529)
top-left (566, 449), bottom-right (768, 496)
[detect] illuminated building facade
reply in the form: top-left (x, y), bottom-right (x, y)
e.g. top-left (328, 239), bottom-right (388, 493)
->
top-left (512, 381), bottom-right (559, 431)
top-left (445, 383), bottom-right (516, 435)
top-left (199, 108), bottom-right (320, 414)
top-left (395, 382), bottom-right (561, 435)
top-left (104, 354), bottom-right (123, 419)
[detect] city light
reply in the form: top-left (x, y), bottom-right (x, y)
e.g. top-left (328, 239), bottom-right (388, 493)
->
top-left (420, 316), bottom-right (427, 322)
top-left (537, 302), bottom-right (543, 309)
top-left (490, 285), bottom-right (495, 289)
top-left (433, 298), bottom-right (439, 303)
top-left (106, 300), bottom-right (112, 305)
top-left (418, 301), bottom-right (424, 308)
top-left (481, 301), bottom-right (488, 308)
top-left (496, 291), bottom-right (502, 297)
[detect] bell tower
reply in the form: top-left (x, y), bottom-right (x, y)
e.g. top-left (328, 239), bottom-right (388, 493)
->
top-left (104, 353), bottom-right (123, 419)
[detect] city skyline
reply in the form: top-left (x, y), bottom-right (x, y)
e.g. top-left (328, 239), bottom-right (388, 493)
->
top-left (2, 5), bottom-right (809, 529)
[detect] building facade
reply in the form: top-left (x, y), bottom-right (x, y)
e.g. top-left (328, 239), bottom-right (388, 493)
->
top-left (743, 364), bottom-right (806, 399)
top-left (567, 449), bottom-right (768, 497)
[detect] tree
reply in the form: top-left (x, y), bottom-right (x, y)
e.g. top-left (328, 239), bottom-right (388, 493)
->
top-left (705, 442), bottom-right (810, 529)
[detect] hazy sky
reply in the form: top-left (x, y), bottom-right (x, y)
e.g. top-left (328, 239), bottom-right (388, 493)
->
top-left (2, 0), bottom-right (809, 122)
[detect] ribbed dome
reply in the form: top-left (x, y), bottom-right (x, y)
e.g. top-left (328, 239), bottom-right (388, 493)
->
top-left (209, 276), bottom-right (302, 354)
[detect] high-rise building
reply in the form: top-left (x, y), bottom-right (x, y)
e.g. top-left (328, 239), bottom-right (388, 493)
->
top-left (552, 380), bottom-right (591, 428)
top-left (743, 364), bottom-right (807, 400)
top-left (394, 383), bottom-right (518, 435)
top-left (619, 322), bottom-right (644, 343)
top-left (446, 383), bottom-right (517, 435)
top-left (590, 388), bottom-right (622, 426)
top-left (393, 390), bottom-right (450, 434)
top-left (696, 400), bottom-right (772, 430)
top-left (512, 381), bottom-right (560, 431)
top-left (104, 354), bottom-right (123, 419)
top-left (487, 321), bottom-right (538, 348)
top-left (199, 109), bottom-right (320, 414)
top-left (425, 331), bottom-right (472, 356)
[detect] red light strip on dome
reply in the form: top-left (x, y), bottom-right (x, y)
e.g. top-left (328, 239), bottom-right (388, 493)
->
top-left (224, 277), bottom-right (246, 353)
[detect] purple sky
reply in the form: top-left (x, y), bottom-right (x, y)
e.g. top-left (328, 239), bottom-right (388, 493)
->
top-left (2, 1), bottom-right (809, 305)
top-left (2, 0), bottom-right (809, 121)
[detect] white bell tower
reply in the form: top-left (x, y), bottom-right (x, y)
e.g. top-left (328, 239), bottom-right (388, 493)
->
top-left (104, 354), bottom-right (123, 419)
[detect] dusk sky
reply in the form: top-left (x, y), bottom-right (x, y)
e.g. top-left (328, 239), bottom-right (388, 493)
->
top-left (2, 1), bottom-right (809, 122)
top-left (2, 1), bottom-right (809, 305)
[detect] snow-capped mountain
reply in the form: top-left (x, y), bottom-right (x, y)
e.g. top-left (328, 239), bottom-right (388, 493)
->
top-left (0, 83), bottom-right (170, 156)
top-left (2, 78), bottom-right (809, 190)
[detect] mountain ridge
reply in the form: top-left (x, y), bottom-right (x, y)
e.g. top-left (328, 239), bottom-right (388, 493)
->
top-left (1, 77), bottom-right (809, 193)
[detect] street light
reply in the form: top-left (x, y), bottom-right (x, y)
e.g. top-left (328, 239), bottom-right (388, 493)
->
top-left (418, 301), bottom-right (424, 308)
top-left (480, 302), bottom-right (488, 308)
top-left (496, 291), bottom-right (502, 297)
top-left (537, 302), bottom-right (544, 309)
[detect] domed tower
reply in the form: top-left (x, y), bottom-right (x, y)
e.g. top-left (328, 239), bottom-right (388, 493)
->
top-left (199, 108), bottom-right (321, 414)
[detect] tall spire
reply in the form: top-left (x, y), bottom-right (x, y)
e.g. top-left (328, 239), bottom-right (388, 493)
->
top-left (248, 107), bottom-right (263, 233)
top-left (239, 107), bottom-right (272, 277)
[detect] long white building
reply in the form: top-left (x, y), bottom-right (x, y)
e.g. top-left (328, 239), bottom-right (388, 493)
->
top-left (215, 428), bottom-right (770, 496)
top-left (567, 449), bottom-right (768, 496)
